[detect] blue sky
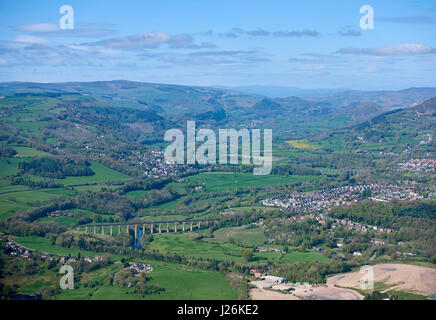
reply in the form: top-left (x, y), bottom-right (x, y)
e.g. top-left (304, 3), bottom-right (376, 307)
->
top-left (0, 0), bottom-right (435, 89)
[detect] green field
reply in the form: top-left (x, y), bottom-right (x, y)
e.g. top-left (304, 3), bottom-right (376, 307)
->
top-left (0, 186), bottom-right (75, 220)
top-left (209, 225), bottom-right (267, 246)
top-left (55, 263), bottom-right (236, 300)
top-left (13, 146), bottom-right (53, 157)
top-left (0, 188), bottom-right (76, 220)
top-left (184, 172), bottom-right (320, 192)
top-left (0, 158), bottom-right (22, 177)
top-left (147, 233), bottom-right (331, 263)
top-left (0, 155), bottom-right (132, 221)
top-left (39, 215), bottom-right (79, 226)
top-left (12, 236), bottom-right (113, 258)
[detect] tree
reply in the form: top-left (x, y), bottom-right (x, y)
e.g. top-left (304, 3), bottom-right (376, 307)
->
top-left (362, 189), bottom-right (371, 198)
top-left (241, 248), bottom-right (254, 262)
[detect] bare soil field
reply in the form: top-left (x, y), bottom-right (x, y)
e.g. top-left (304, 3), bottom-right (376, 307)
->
top-left (249, 280), bottom-right (362, 300)
top-left (249, 264), bottom-right (436, 300)
top-left (249, 280), bottom-right (300, 300)
top-left (327, 263), bottom-right (436, 297)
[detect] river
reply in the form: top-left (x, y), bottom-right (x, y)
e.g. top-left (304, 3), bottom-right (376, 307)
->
top-left (133, 228), bottom-right (143, 249)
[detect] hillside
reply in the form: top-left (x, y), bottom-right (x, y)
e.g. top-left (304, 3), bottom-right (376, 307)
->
top-left (320, 97), bottom-right (436, 155)
top-left (306, 87), bottom-right (436, 109)
top-left (4, 81), bottom-right (435, 139)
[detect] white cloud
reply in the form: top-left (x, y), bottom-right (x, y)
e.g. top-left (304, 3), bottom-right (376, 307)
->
top-left (92, 32), bottom-right (193, 50)
top-left (297, 64), bottom-right (327, 71)
top-left (13, 23), bottom-right (60, 33)
top-left (337, 44), bottom-right (435, 56)
top-left (362, 65), bottom-right (378, 73)
top-left (272, 30), bottom-right (320, 37)
top-left (378, 16), bottom-right (436, 25)
top-left (338, 29), bottom-right (361, 37)
top-left (14, 35), bottom-right (48, 44)
top-left (12, 23), bottom-right (116, 38)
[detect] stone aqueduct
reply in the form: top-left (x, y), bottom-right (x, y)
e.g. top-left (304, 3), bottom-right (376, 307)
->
top-left (71, 219), bottom-right (219, 240)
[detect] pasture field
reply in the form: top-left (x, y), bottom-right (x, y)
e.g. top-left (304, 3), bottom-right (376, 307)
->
top-left (35, 208), bottom-right (102, 225)
top-left (208, 225), bottom-right (266, 246)
top-left (0, 188), bottom-right (76, 221)
top-left (12, 236), bottom-right (115, 258)
top-left (147, 233), bottom-right (244, 262)
top-left (126, 190), bottom-right (150, 200)
top-left (0, 156), bottom-right (130, 220)
top-left (147, 233), bottom-right (331, 263)
top-left (72, 185), bottom-right (117, 192)
top-left (13, 146), bottom-right (53, 157)
top-left (39, 215), bottom-right (79, 226)
top-left (0, 184), bottom-right (30, 193)
top-left (1, 246), bottom-right (236, 300)
top-left (0, 199), bottom-right (30, 220)
top-left (0, 158), bottom-right (21, 177)
top-left (275, 250), bottom-right (331, 263)
top-left (136, 214), bottom-right (191, 222)
top-left (184, 172), bottom-right (318, 192)
top-left (55, 263), bottom-right (236, 300)
top-left (286, 140), bottom-right (320, 150)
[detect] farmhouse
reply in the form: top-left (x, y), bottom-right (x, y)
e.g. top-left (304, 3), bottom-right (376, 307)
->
top-left (249, 269), bottom-right (263, 278)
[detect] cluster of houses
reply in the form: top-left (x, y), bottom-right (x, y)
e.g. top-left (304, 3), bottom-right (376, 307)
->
top-left (273, 210), bottom-right (393, 235)
top-left (4, 238), bottom-right (111, 265)
top-left (397, 158), bottom-right (436, 173)
top-left (262, 184), bottom-right (424, 212)
top-left (331, 218), bottom-right (392, 234)
top-left (4, 239), bottom-right (37, 259)
top-left (262, 184), bottom-right (387, 212)
top-left (59, 255), bottom-right (105, 264)
top-left (255, 247), bottom-right (284, 253)
top-left (128, 262), bottom-right (152, 274)
top-left (4, 239), bottom-right (53, 260)
top-left (368, 189), bottom-right (423, 202)
top-left (128, 150), bottom-right (187, 178)
top-left (46, 210), bottom-right (73, 217)
top-left (275, 212), bottom-right (329, 224)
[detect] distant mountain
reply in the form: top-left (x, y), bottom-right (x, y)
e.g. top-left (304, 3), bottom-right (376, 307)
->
top-left (216, 85), bottom-right (343, 98)
top-left (2, 81), bottom-right (435, 139)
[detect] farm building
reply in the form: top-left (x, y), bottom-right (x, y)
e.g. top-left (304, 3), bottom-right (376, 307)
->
top-left (262, 275), bottom-right (287, 284)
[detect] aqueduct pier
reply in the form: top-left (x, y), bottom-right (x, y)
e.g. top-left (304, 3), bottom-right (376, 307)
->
top-left (70, 219), bottom-right (219, 240)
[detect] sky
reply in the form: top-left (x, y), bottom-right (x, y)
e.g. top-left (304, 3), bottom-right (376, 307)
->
top-left (0, 0), bottom-right (435, 90)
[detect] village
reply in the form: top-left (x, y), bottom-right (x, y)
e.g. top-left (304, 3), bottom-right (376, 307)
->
top-left (261, 184), bottom-right (424, 213)
top-left (3, 238), bottom-right (152, 274)
top-left (128, 150), bottom-right (187, 178)
top-left (4, 238), bottom-right (102, 264)
top-left (397, 158), bottom-right (436, 173)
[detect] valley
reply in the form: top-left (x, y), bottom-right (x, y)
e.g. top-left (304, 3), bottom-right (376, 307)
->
top-left (0, 81), bottom-right (435, 301)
